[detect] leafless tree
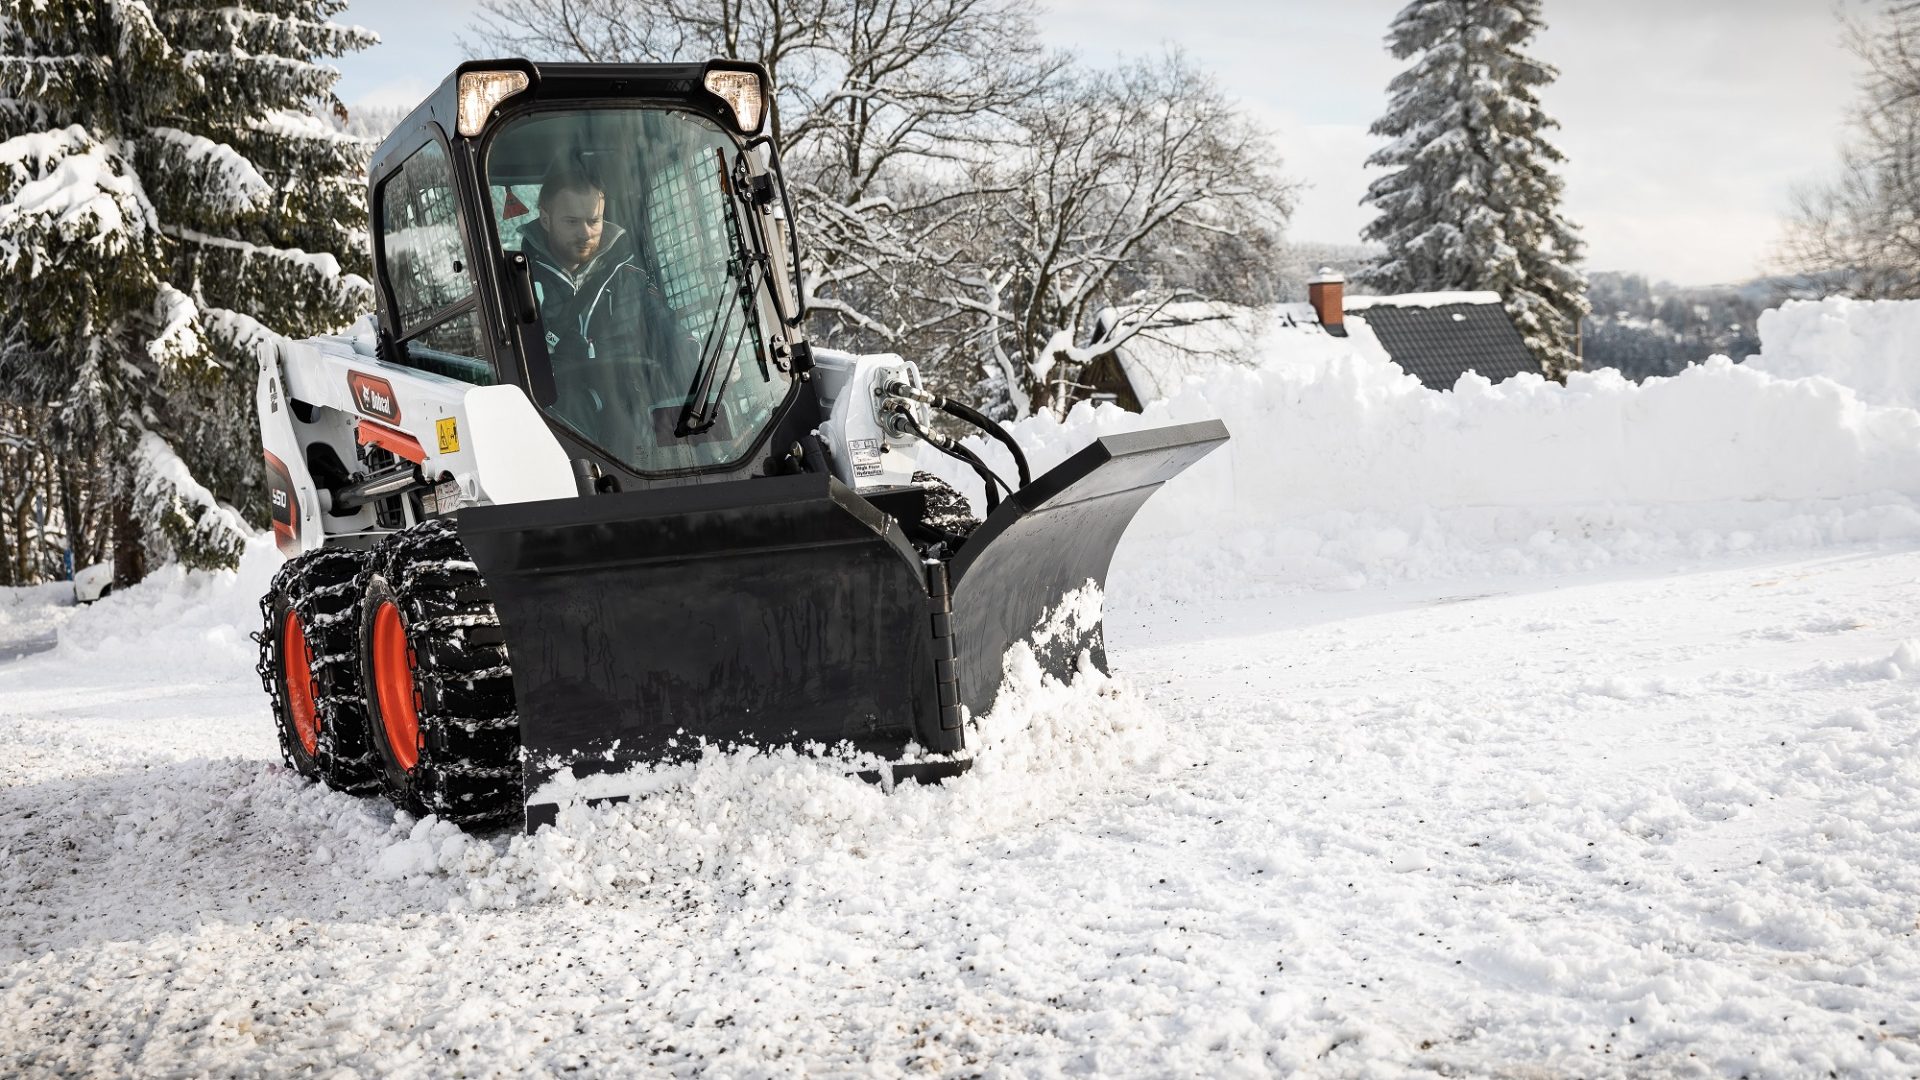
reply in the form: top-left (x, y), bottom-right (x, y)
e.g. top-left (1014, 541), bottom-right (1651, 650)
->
top-left (1786, 2), bottom-right (1920, 296)
top-left (926, 53), bottom-right (1293, 414)
top-left (471, 0), bottom-right (1055, 191)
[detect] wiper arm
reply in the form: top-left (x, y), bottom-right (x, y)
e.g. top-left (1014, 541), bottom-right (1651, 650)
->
top-left (674, 269), bottom-right (746, 437)
top-left (675, 148), bottom-right (765, 439)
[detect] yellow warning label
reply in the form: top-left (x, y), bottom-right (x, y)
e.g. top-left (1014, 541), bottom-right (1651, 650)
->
top-left (436, 416), bottom-right (460, 454)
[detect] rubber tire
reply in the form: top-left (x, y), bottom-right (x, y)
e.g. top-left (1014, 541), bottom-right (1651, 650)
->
top-left (257, 549), bottom-right (381, 793)
top-left (357, 519), bottom-right (522, 827)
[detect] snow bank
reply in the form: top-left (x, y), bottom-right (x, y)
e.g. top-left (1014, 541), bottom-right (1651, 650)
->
top-left (1749, 297), bottom-right (1920, 410)
top-left (50, 534), bottom-right (278, 678)
top-left (934, 309), bottom-right (1920, 596)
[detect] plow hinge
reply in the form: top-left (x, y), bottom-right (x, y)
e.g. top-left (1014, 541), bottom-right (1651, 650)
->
top-left (926, 561), bottom-right (963, 731)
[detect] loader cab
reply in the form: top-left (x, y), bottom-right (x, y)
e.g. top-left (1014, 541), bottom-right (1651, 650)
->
top-left (367, 59), bottom-right (815, 490)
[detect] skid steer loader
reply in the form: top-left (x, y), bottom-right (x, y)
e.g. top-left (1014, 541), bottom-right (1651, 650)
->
top-left (253, 59), bottom-right (1227, 831)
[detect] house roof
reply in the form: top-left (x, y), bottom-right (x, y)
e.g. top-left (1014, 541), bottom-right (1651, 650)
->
top-left (1094, 301), bottom-right (1270, 405)
top-left (1349, 299), bottom-right (1540, 390)
top-left (1092, 291), bottom-right (1540, 406)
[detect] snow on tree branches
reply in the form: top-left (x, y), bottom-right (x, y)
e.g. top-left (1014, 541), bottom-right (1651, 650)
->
top-left (1359, 0), bottom-right (1588, 379)
top-left (133, 429), bottom-right (247, 570)
top-left (0, 1), bottom-right (375, 582)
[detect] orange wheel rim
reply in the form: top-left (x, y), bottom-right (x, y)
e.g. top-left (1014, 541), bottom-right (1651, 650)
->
top-left (372, 600), bottom-right (421, 772)
top-left (282, 610), bottom-right (320, 757)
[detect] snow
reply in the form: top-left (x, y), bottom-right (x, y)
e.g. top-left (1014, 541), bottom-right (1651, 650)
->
top-left (934, 306), bottom-right (1920, 600)
top-left (1103, 300), bottom-right (1398, 405)
top-left (132, 431), bottom-right (250, 566)
top-left (6, 544), bottom-right (1919, 1075)
top-left (147, 126), bottom-right (271, 213)
top-left (147, 283), bottom-right (202, 363)
top-left (1341, 289), bottom-right (1504, 309)
top-left (6, 297), bottom-right (1920, 1075)
top-left (1748, 297), bottom-right (1920, 411)
top-left (0, 126), bottom-right (156, 260)
top-left (168, 224), bottom-right (343, 279)
top-left (1098, 300), bottom-right (1271, 404)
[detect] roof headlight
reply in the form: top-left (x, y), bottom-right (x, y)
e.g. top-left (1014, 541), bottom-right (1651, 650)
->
top-left (457, 70), bottom-right (530, 137)
top-left (704, 70), bottom-right (765, 133)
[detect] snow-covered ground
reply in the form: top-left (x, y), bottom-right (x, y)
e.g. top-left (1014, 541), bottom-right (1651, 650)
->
top-left (4, 299), bottom-right (1919, 1076)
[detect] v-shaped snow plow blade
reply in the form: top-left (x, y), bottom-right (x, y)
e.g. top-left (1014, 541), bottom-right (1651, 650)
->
top-left (456, 419), bottom-right (1228, 830)
top-left (947, 419), bottom-right (1229, 709)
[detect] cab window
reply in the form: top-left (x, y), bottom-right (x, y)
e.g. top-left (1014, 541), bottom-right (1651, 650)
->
top-left (378, 140), bottom-right (495, 385)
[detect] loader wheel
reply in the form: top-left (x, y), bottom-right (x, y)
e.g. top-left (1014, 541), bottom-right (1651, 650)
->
top-left (256, 549), bottom-right (381, 792)
top-left (357, 519), bottom-right (521, 827)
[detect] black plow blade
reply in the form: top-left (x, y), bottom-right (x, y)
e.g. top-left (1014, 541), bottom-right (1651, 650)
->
top-left (947, 419), bottom-right (1229, 718)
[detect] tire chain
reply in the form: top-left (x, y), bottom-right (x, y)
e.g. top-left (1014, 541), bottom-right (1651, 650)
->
top-left (362, 518), bottom-right (522, 827)
top-left (253, 547), bottom-right (381, 792)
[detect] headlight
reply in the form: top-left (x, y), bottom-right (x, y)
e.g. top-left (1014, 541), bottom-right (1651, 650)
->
top-left (704, 70), bottom-right (764, 133)
top-left (457, 70), bottom-right (531, 137)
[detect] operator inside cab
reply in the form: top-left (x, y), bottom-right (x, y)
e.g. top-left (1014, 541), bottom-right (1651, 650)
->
top-left (484, 107), bottom-right (790, 475)
top-left (518, 162), bottom-right (654, 366)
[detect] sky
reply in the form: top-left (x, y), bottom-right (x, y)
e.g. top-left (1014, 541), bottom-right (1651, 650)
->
top-left (331, 0), bottom-right (1874, 287)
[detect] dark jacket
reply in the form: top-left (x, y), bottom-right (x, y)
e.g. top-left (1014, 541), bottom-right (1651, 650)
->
top-left (519, 220), bottom-right (680, 367)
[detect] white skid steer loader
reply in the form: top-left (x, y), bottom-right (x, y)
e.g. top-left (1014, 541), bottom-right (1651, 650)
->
top-left (254, 59), bottom-right (1227, 830)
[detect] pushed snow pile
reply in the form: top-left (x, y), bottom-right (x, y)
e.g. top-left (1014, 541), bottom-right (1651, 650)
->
top-left (48, 533), bottom-right (280, 672)
top-left (937, 322), bottom-right (1920, 594)
top-left (369, 646), bottom-right (1175, 910)
top-left (0, 581), bottom-right (73, 660)
top-left (1749, 297), bottom-right (1920, 410)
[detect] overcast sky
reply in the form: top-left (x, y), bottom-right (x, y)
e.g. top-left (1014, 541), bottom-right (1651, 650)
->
top-left (332, 0), bottom-right (1874, 286)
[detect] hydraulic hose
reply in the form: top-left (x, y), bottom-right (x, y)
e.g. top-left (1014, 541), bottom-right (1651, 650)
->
top-left (947, 442), bottom-right (1005, 515)
top-left (887, 383), bottom-right (1032, 490)
top-left (934, 397), bottom-right (1032, 490)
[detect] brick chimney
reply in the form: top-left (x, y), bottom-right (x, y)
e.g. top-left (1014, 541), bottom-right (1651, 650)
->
top-left (1309, 268), bottom-right (1346, 337)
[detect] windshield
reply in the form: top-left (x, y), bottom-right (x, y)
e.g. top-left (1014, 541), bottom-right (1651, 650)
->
top-left (484, 107), bottom-right (791, 474)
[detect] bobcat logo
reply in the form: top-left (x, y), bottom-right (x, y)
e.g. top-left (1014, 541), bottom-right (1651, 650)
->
top-left (347, 371), bottom-right (402, 422)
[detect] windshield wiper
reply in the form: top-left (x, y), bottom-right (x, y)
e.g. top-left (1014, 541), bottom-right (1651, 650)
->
top-left (675, 148), bottom-right (765, 439)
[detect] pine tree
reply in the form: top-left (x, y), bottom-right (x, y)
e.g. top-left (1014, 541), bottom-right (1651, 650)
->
top-left (0, 1), bottom-right (375, 579)
top-left (1358, 0), bottom-right (1588, 379)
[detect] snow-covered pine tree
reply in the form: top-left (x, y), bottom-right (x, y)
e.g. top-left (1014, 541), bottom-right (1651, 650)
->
top-left (0, 1), bottom-right (374, 580)
top-left (1358, 0), bottom-right (1588, 379)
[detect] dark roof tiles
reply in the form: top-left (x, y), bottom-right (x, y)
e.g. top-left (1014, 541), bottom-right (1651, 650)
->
top-left (1351, 302), bottom-right (1540, 389)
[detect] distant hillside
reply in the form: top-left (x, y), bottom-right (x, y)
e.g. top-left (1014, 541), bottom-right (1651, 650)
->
top-left (1580, 272), bottom-right (1837, 381)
